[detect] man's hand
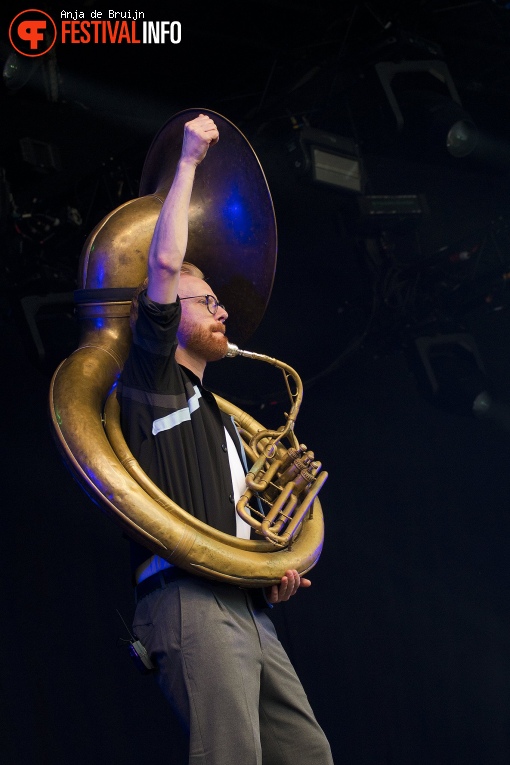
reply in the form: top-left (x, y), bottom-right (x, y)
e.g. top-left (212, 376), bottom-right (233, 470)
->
top-left (181, 114), bottom-right (219, 167)
top-left (266, 569), bottom-right (312, 605)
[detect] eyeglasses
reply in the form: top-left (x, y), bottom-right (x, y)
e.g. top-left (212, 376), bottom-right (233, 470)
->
top-left (179, 294), bottom-right (226, 316)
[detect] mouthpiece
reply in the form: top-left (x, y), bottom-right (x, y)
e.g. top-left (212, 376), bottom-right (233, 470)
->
top-left (226, 342), bottom-right (239, 357)
top-left (225, 343), bottom-right (272, 362)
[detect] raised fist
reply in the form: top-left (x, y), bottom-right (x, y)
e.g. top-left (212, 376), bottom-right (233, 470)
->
top-left (181, 113), bottom-right (219, 166)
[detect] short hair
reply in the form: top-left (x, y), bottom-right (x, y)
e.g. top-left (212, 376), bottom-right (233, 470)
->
top-left (180, 261), bottom-right (204, 279)
top-left (129, 261), bottom-right (205, 329)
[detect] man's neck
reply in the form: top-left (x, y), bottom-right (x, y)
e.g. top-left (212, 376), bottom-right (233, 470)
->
top-left (175, 346), bottom-right (206, 382)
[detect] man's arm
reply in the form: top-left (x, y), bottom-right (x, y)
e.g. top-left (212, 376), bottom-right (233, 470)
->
top-left (147, 114), bottom-right (219, 305)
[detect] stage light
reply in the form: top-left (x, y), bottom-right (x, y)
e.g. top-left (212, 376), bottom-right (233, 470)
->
top-left (447, 119), bottom-right (480, 158)
top-left (2, 47), bottom-right (59, 102)
top-left (2, 52), bottom-right (39, 92)
top-left (375, 60), bottom-right (479, 159)
top-left (290, 127), bottom-right (365, 192)
top-left (409, 92), bottom-right (479, 158)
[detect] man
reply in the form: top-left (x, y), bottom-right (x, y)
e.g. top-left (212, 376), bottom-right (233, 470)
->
top-left (119, 114), bottom-right (333, 765)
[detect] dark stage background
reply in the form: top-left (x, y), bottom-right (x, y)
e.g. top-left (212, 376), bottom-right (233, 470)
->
top-left (2, 2), bottom-right (510, 763)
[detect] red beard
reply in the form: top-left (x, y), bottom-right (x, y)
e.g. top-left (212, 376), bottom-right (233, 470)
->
top-left (178, 318), bottom-right (228, 362)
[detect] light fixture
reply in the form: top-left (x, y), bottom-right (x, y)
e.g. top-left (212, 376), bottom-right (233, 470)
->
top-left (288, 127), bottom-right (365, 193)
top-left (446, 118), bottom-right (480, 158)
top-left (356, 194), bottom-right (428, 233)
top-left (403, 90), bottom-right (479, 158)
top-left (2, 46), bottom-right (59, 102)
top-left (375, 60), bottom-right (479, 159)
top-left (2, 51), bottom-right (40, 92)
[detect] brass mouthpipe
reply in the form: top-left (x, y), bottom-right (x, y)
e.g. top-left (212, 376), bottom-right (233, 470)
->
top-left (226, 343), bottom-right (303, 454)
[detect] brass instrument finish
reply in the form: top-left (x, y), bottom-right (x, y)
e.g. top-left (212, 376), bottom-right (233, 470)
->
top-left (225, 343), bottom-right (328, 548)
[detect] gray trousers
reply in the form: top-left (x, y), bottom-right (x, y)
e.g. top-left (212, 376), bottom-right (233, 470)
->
top-left (132, 576), bottom-right (334, 765)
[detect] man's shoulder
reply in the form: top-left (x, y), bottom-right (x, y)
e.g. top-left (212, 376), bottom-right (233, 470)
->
top-left (128, 292), bottom-right (181, 359)
top-left (138, 290), bottom-right (180, 326)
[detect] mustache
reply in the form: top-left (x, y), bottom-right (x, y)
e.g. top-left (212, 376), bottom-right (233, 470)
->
top-left (212, 322), bottom-right (226, 334)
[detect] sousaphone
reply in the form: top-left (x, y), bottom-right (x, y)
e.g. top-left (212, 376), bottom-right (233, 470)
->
top-left (49, 109), bottom-right (326, 587)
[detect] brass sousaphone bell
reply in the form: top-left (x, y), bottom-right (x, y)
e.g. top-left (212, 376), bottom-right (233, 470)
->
top-left (49, 109), bottom-right (326, 587)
